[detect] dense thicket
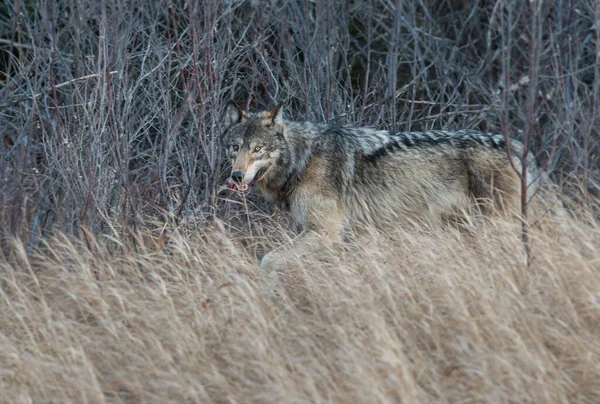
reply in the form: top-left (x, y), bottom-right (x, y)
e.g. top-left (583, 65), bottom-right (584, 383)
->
top-left (1, 0), bottom-right (598, 245)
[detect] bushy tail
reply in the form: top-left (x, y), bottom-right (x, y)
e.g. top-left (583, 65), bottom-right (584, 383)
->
top-left (503, 138), bottom-right (567, 221)
top-left (528, 171), bottom-right (570, 223)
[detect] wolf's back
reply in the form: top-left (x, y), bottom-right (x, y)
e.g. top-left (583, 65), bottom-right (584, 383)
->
top-left (305, 126), bottom-right (547, 228)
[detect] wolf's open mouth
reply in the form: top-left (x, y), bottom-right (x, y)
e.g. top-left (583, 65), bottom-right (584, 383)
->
top-left (228, 181), bottom-right (252, 191)
top-left (228, 177), bottom-right (258, 191)
top-left (227, 165), bottom-right (270, 192)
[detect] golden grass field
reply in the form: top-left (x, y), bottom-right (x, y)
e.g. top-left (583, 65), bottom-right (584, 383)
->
top-left (1, 201), bottom-right (599, 403)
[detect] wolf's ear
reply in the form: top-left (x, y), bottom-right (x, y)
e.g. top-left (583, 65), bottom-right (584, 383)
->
top-left (225, 101), bottom-right (245, 128)
top-left (264, 103), bottom-right (284, 126)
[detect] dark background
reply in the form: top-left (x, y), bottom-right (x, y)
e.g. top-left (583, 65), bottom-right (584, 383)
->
top-left (1, 0), bottom-right (598, 248)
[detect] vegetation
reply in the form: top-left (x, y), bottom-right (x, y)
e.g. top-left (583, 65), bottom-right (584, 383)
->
top-left (0, 0), bottom-right (599, 402)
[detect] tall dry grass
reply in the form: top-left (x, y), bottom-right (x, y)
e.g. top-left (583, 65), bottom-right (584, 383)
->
top-left (1, 208), bottom-right (599, 403)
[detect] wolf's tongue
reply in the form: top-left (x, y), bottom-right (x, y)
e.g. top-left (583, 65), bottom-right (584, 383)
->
top-left (228, 182), bottom-right (249, 191)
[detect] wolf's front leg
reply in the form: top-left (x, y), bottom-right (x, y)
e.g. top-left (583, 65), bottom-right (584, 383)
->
top-left (259, 232), bottom-right (325, 272)
top-left (260, 193), bottom-right (345, 273)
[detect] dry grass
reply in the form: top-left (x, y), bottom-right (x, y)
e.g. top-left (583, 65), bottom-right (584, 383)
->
top-left (1, 207), bottom-right (599, 403)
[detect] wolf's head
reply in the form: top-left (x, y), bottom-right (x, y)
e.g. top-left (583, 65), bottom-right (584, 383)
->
top-left (222, 102), bottom-right (286, 191)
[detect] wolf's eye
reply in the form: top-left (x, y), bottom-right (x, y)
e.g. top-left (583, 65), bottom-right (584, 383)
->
top-left (232, 145), bottom-right (239, 152)
top-left (254, 145), bottom-right (262, 152)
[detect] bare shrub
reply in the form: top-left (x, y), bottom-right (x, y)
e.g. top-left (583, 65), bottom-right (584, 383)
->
top-left (1, 0), bottom-right (598, 243)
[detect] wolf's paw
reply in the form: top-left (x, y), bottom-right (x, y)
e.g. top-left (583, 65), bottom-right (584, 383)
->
top-left (258, 250), bottom-right (292, 296)
top-left (260, 250), bottom-right (286, 273)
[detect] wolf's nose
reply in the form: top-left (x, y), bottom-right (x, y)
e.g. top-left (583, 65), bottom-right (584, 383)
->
top-left (231, 171), bottom-right (244, 182)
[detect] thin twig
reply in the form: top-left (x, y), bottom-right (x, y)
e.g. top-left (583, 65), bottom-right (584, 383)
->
top-left (0, 38), bottom-right (36, 49)
top-left (0, 72), bottom-right (117, 111)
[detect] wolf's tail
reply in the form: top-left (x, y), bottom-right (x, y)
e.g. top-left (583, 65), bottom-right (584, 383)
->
top-left (528, 169), bottom-right (570, 223)
top-left (503, 137), bottom-right (567, 220)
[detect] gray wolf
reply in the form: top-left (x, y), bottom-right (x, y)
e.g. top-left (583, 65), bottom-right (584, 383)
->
top-left (222, 103), bottom-right (541, 269)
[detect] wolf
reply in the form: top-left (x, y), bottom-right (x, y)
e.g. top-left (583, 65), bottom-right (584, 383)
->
top-left (222, 102), bottom-right (541, 269)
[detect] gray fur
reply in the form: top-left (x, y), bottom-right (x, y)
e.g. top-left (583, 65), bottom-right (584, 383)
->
top-left (222, 103), bottom-right (540, 269)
